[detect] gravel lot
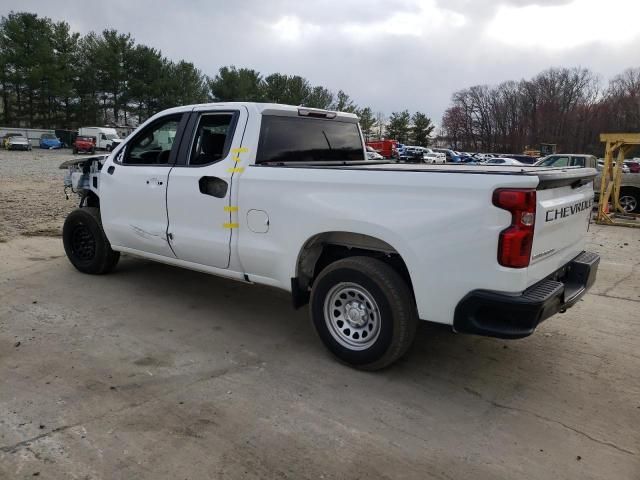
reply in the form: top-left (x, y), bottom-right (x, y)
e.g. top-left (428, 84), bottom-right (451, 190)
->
top-left (0, 150), bottom-right (639, 479)
top-left (0, 148), bottom-right (75, 242)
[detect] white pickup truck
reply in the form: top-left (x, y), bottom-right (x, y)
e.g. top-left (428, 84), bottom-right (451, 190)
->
top-left (61, 103), bottom-right (599, 370)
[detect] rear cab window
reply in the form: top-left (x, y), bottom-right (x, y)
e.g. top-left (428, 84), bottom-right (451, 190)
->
top-left (257, 116), bottom-right (364, 164)
top-left (539, 156), bottom-right (569, 167)
top-left (189, 113), bottom-right (236, 166)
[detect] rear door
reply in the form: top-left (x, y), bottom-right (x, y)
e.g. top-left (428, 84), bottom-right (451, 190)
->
top-left (100, 113), bottom-right (188, 257)
top-left (528, 169), bottom-right (596, 284)
top-left (165, 106), bottom-right (248, 268)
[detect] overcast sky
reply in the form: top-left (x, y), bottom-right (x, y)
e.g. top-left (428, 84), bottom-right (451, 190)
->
top-left (4, 0), bottom-right (640, 122)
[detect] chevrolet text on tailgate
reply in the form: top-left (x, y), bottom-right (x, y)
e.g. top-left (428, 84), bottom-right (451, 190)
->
top-left (61, 103), bottom-right (600, 370)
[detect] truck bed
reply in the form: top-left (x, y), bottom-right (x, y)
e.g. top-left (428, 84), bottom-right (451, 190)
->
top-left (254, 161), bottom-right (597, 186)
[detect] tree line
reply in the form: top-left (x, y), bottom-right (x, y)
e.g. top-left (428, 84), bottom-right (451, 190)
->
top-left (0, 11), bottom-right (437, 146)
top-left (441, 67), bottom-right (640, 155)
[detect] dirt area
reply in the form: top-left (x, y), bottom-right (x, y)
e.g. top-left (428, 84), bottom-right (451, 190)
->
top-left (0, 148), bottom-right (76, 242)
top-left (0, 152), bottom-right (639, 479)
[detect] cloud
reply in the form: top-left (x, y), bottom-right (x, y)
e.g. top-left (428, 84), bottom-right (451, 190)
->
top-left (2, 0), bottom-right (640, 122)
top-left (486, 0), bottom-right (640, 49)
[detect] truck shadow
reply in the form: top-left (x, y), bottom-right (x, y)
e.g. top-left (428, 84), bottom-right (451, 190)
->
top-left (111, 255), bottom-right (556, 398)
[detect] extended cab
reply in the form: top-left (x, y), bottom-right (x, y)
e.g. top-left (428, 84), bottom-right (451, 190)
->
top-left (61, 103), bottom-right (600, 370)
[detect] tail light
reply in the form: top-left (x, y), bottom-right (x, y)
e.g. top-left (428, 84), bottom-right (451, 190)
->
top-left (493, 188), bottom-right (536, 268)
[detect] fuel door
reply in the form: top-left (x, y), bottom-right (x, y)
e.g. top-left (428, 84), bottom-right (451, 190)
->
top-left (247, 209), bottom-right (269, 233)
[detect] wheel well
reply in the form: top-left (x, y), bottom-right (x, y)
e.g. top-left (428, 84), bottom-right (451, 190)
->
top-left (292, 232), bottom-right (414, 309)
top-left (81, 190), bottom-right (100, 208)
top-left (620, 186), bottom-right (640, 195)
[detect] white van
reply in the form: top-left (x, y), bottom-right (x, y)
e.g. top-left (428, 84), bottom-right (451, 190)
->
top-left (78, 127), bottom-right (122, 151)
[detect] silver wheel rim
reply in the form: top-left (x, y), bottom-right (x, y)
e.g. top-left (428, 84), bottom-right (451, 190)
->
top-left (619, 195), bottom-right (637, 213)
top-left (323, 282), bottom-right (381, 350)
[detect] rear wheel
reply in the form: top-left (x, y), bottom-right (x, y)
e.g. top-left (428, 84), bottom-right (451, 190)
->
top-left (619, 188), bottom-right (639, 213)
top-left (63, 208), bottom-right (119, 274)
top-left (310, 256), bottom-right (418, 370)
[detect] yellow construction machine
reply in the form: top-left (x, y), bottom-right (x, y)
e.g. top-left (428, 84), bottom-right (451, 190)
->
top-left (596, 133), bottom-right (640, 228)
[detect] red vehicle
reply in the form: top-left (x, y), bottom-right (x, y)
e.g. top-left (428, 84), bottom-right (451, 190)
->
top-left (73, 136), bottom-right (96, 154)
top-left (624, 160), bottom-right (640, 173)
top-left (366, 139), bottom-right (398, 159)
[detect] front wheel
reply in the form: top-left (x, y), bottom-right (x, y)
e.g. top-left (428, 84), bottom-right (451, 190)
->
top-left (310, 256), bottom-right (418, 370)
top-left (63, 208), bottom-right (120, 274)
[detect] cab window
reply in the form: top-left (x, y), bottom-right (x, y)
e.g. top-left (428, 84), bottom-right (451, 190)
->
top-left (189, 114), bottom-right (235, 166)
top-left (122, 115), bottom-right (182, 165)
top-left (538, 156), bottom-right (570, 167)
top-left (257, 116), bottom-right (364, 164)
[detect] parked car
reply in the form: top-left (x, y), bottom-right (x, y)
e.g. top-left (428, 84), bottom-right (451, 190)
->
top-left (537, 154), bottom-right (590, 168)
top-left (398, 146), bottom-right (424, 162)
top-left (3, 133), bottom-right (23, 149)
top-left (422, 148), bottom-right (446, 164)
top-left (457, 152), bottom-right (475, 162)
top-left (39, 133), bottom-right (63, 149)
top-left (597, 159), bottom-right (630, 173)
top-left (6, 133), bottom-right (31, 151)
top-left (73, 136), bottom-right (96, 154)
top-left (623, 160), bottom-right (640, 173)
top-left (431, 148), bottom-right (461, 162)
top-left (485, 157), bottom-right (525, 166)
top-left (394, 144), bottom-right (407, 160)
top-left (366, 146), bottom-right (384, 160)
top-left (400, 146), bottom-right (445, 164)
top-left (503, 154), bottom-right (538, 165)
top-left (537, 155), bottom-right (638, 213)
top-left (60, 102), bottom-right (599, 370)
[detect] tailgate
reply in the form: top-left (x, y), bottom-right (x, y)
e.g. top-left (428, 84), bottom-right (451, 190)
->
top-left (527, 168), bottom-right (596, 285)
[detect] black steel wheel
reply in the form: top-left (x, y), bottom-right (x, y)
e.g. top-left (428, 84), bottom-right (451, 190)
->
top-left (63, 208), bottom-right (119, 274)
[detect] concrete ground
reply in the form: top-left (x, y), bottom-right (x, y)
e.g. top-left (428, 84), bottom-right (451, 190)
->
top-left (1, 215), bottom-right (639, 477)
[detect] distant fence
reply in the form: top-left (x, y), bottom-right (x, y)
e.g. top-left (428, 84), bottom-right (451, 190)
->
top-left (0, 127), bottom-right (56, 147)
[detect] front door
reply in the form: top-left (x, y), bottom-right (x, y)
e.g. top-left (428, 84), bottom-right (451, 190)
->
top-left (166, 107), bottom-right (248, 268)
top-left (100, 113), bottom-right (188, 257)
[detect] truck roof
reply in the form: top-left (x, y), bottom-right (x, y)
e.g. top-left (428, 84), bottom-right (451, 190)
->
top-left (151, 102), bottom-right (359, 122)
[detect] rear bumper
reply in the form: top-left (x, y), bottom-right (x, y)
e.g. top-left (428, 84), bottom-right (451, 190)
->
top-left (454, 251), bottom-right (599, 339)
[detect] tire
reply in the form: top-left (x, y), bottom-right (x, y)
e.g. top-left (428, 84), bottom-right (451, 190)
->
top-left (310, 256), bottom-right (418, 370)
top-left (90, 148), bottom-right (95, 154)
top-left (73, 148), bottom-right (78, 154)
top-left (106, 144), bottom-right (112, 152)
top-left (619, 188), bottom-right (639, 213)
top-left (63, 207), bottom-right (119, 274)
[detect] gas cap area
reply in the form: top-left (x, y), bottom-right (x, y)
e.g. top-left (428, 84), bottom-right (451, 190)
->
top-left (247, 209), bottom-right (269, 233)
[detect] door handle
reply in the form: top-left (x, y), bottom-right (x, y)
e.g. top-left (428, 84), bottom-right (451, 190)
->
top-left (107, 165), bottom-right (115, 175)
top-left (199, 176), bottom-right (228, 198)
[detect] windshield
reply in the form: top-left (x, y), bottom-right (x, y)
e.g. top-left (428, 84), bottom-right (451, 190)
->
top-left (41, 134), bottom-right (55, 139)
top-left (105, 133), bottom-right (118, 140)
